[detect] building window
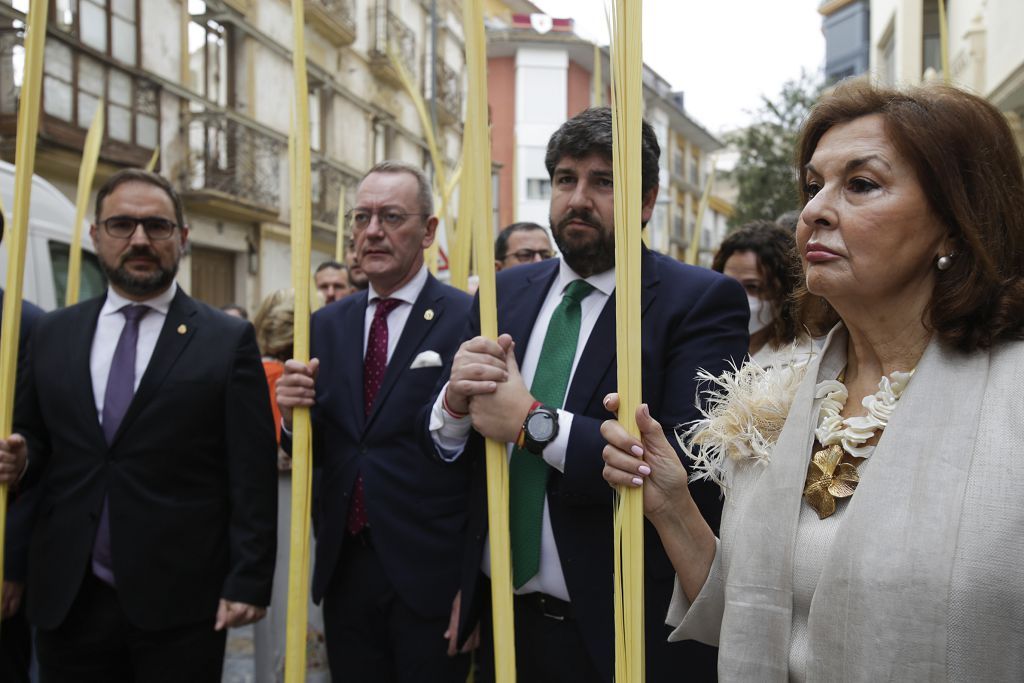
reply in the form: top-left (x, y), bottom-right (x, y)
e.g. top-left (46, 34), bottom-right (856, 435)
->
top-left (188, 2), bottom-right (230, 106)
top-left (52, 0), bottom-right (139, 66)
top-left (690, 150), bottom-right (700, 187)
top-left (526, 178), bottom-right (550, 200)
top-left (674, 143), bottom-right (685, 178)
top-left (41, 39), bottom-right (159, 148)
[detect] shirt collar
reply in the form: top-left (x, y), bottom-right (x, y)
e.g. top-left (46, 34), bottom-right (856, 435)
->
top-left (555, 259), bottom-right (616, 298)
top-left (102, 281), bottom-right (177, 316)
top-left (367, 263), bottom-right (429, 306)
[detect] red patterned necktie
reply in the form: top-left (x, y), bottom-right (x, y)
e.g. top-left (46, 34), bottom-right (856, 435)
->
top-left (347, 297), bottom-right (402, 535)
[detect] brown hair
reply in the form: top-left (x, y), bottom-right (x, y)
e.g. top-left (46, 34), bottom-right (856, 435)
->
top-left (713, 220), bottom-right (803, 349)
top-left (253, 289), bottom-right (294, 361)
top-left (794, 81), bottom-right (1024, 351)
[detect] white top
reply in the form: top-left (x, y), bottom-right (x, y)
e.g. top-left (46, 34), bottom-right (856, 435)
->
top-left (90, 283), bottom-right (177, 422)
top-left (429, 259), bottom-right (615, 601)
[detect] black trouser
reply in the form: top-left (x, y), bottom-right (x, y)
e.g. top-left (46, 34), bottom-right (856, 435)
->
top-left (476, 584), bottom-right (604, 683)
top-left (0, 602), bottom-right (32, 683)
top-left (322, 530), bottom-right (470, 683)
top-left (36, 573), bottom-right (226, 683)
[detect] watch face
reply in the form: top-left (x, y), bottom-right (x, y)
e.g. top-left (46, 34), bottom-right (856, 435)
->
top-left (527, 411), bottom-right (557, 441)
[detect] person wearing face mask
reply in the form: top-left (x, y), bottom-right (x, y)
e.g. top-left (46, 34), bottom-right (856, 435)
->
top-left (713, 220), bottom-right (812, 368)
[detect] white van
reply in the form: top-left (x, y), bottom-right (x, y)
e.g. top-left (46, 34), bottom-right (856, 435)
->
top-left (0, 160), bottom-right (106, 311)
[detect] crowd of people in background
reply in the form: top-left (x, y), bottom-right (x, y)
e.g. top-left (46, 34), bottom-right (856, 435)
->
top-left (0, 78), bottom-right (1022, 683)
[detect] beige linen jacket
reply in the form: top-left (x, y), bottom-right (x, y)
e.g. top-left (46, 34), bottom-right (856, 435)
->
top-left (668, 326), bottom-right (1024, 681)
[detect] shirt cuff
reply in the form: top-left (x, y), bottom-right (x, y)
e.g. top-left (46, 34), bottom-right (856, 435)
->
top-left (539, 410), bottom-right (573, 473)
top-left (429, 383), bottom-right (472, 462)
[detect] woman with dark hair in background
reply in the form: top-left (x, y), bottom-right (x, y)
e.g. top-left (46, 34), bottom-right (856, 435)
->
top-left (713, 220), bottom-right (811, 367)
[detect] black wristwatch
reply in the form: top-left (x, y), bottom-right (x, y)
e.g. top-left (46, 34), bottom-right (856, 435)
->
top-left (520, 402), bottom-right (559, 455)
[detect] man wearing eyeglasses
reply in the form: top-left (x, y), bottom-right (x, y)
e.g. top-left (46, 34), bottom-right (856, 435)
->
top-left (276, 160), bottom-right (473, 682)
top-left (0, 169), bottom-right (277, 681)
top-left (494, 222), bottom-right (554, 271)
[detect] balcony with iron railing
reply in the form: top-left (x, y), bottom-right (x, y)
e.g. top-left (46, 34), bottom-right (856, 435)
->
top-left (182, 110), bottom-right (286, 221)
top-left (368, 3), bottom-right (416, 88)
top-left (305, 0), bottom-right (356, 47)
top-left (433, 59), bottom-right (462, 126)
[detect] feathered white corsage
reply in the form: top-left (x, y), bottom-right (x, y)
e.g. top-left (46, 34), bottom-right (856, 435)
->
top-left (676, 351), bottom-right (812, 491)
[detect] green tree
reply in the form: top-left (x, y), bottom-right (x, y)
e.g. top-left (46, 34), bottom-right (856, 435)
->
top-left (726, 73), bottom-right (821, 229)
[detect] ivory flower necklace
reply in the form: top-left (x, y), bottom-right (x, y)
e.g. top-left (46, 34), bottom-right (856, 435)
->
top-left (802, 367), bottom-right (914, 519)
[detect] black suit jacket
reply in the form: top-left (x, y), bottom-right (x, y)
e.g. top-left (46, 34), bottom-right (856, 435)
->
top-left (15, 288), bottom-right (277, 630)
top-left (305, 274), bottom-right (473, 618)
top-left (452, 250), bottom-right (749, 681)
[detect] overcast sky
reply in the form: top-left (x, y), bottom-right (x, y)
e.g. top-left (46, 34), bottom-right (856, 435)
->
top-left (531, 0), bottom-right (826, 134)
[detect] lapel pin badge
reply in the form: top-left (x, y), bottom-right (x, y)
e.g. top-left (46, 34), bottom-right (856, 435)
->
top-left (177, 324), bottom-right (187, 335)
top-left (424, 309), bottom-right (435, 321)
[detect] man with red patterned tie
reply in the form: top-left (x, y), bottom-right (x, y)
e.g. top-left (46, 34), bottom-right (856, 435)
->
top-left (276, 161), bottom-right (473, 682)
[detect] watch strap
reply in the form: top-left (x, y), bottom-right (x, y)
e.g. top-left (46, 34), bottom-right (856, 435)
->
top-left (516, 401), bottom-right (543, 449)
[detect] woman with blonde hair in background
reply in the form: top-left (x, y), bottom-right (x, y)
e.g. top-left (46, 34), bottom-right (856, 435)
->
top-left (252, 289), bottom-right (329, 682)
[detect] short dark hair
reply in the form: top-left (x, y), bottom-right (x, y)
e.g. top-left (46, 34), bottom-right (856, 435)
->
top-left (713, 220), bottom-right (802, 348)
top-left (544, 106), bottom-right (661, 197)
top-left (494, 222), bottom-right (547, 260)
top-left (315, 260), bottom-right (345, 274)
top-left (95, 169), bottom-right (186, 230)
top-left (361, 160), bottom-right (433, 216)
top-left (795, 81), bottom-right (1024, 352)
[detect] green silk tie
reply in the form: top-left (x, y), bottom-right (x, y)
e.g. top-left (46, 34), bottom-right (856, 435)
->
top-left (509, 278), bottom-right (595, 588)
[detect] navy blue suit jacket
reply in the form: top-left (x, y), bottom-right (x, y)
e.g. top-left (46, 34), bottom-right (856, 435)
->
top-left (453, 249), bottom-right (748, 681)
top-left (308, 273), bottom-right (473, 619)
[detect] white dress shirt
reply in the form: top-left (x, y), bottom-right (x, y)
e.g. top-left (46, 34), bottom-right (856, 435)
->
top-left (90, 283), bottom-right (177, 423)
top-left (429, 260), bottom-right (615, 601)
top-left (363, 264), bottom-right (429, 361)
top-left (280, 265), bottom-right (429, 440)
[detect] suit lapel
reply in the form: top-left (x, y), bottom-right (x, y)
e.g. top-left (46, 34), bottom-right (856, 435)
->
top-left (112, 289), bottom-right (198, 445)
top-left (505, 261), bottom-right (558, 368)
top-left (363, 275), bottom-right (442, 434)
top-left (563, 249), bottom-right (659, 414)
top-left (336, 291), bottom-right (368, 433)
top-left (73, 298), bottom-right (107, 446)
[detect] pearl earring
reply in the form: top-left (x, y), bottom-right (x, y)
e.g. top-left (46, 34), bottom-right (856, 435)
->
top-left (936, 254), bottom-right (955, 271)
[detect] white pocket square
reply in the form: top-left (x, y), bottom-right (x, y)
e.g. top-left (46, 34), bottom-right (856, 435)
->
top-left (410, 350), bottom-right (443, 369)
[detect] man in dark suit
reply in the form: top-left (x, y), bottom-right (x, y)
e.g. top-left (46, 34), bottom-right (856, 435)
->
top-left (0, 211), bottom-right (45, 683)
top-left (276, 161), bottom-right (474, 681)
top-left (431, 107), bottom-right (749, 681)
top-left (0, 169), bottom-right (277, 681)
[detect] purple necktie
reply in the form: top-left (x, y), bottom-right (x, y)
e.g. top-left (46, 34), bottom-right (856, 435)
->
top-left (347, 297), bottom-right (401, 535)
top-left (93, 304), bottom-right (150, 585)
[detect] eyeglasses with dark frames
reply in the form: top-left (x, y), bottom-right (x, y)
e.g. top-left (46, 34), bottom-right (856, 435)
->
top-left (506, 248), bottom-right (553, 263)
top-left (347, 208), bottom-right (428, 232)
top-left (100, 216), bottom-right (178, 240)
